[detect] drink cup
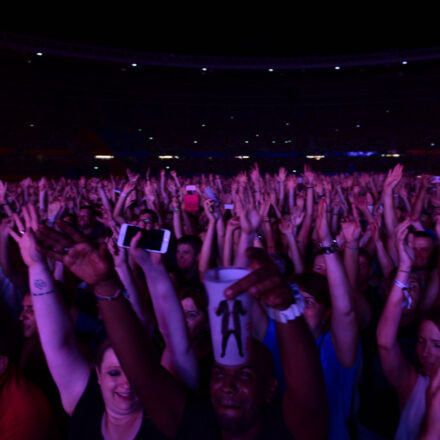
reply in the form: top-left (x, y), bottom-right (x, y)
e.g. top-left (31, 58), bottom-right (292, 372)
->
top-left (203, 267), bottom-right (252, 365)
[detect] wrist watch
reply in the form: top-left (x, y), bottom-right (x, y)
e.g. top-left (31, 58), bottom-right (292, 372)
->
top-left (266, 283), bottom-right (305, 323)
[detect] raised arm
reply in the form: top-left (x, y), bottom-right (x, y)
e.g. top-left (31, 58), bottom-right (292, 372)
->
top-left (226, 263), bottom-right (328, 440)
top-left (376, 219), bottom-right (418, 407)
top-left (316, 200), bottom-right (359, 368)
top-left (382, 164), bottom-right (403, 241)
top-left (297, 165), bottom-right (315, 256)
top-left (113, 179), bottom-right (137, 224)
top-left (222, 216), bottom-right (240, 267)
top-left (198, 199), bottom-right (218, 277)
top-left (107, 237), bottom-right (154, 333)
top-left (410, 175), bottom-right (431, 221)
top-left (279, 214), bottom-right (304, 274)
top-left (34, 218), bottom-right (187, 437)
top-left (234, 196), bottom-right (262, 267)
top-left (10, 207), bottom-right (90, 415)
top-left (130, 234), bottom-right (198, 390)
top-left (340, 217), bottom-right (373, 330)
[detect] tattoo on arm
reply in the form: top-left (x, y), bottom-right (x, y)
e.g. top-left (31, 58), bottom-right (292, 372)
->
top-left (34, 279), bottom-right (48, 290)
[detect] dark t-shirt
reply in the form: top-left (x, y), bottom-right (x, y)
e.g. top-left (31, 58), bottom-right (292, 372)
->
top-left (176, 395), bottom-right (294, 439)
top-left (69, 372), bottom-right (168, 440)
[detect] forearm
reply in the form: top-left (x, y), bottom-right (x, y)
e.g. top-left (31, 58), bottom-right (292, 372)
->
top-left (277, 318), bottom-right (328, 440)
top-left (198, 220), bottom-right (216, 276)
top-left (288, 189), bottom-right (295, 214)
top-left (39, 190), bottom-right (47, 216)
top-left (323, 250), bottom-right (358, 366)
top-left (262, 221), bottom-right (276, 253)
top-left (285, 234), bottom-right (304, 274)
top-left (182, 210), bottom-right (196, 235)
top-left (343, 243), bottom-right (359, 291)
top-left (234, 232), bottom-right (253, 267)
top-left (173, 210), bottom-right (183, 239)
top-left (98, 187), bottom-right (112, 212)
top-left (376, 239), bottom-right (395, 278)
top-left (216, 217), bottom-right (225, 264)
top-left (223, 227), bottom-right (235, 267)
top-left (98, 286), bottom-right (186, 438)
top-left (113, 193), bottom-right (128, 220)
top-left (383, 190), bottom-right (398, 236)
top-left (410, 186), bottom-right (427, 220)
top-left (377, 268), bottom-right (409, 350)
top-left (115, 265), bottom-right (153, 331)
top-left (140, 261), bottom-right (198, 389)
top-left (29, 263), bottom-right (77, 353)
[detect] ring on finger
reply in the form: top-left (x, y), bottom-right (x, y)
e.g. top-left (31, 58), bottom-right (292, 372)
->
top-left (19, 230), bottom-right (25, 235)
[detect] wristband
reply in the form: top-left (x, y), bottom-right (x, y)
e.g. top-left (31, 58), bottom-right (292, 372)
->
top-left (95, 288), bottom-right (125, 301)
top-left (393, 279), bottom-right (409, 289)
top-left (401, 289), bottom-right (413, 310)
top-left (319, 239), bottom-right (338, 254)
top-left (266, 283), bottom-right (305, 323)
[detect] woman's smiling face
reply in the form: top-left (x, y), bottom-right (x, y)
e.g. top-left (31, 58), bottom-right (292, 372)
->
top-left (96, 348), bottom-right (141, 416)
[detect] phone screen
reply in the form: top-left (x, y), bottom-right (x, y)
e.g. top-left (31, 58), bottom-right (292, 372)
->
top-left (122, 226), bottom-right (165, 251)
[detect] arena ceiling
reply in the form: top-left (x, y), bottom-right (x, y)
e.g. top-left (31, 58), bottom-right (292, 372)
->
top-left (2, 6), bottom-right (439, 58)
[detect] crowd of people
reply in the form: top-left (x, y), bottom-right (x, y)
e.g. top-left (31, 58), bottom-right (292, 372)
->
top-left (1, 163), bottom-right (440, 439)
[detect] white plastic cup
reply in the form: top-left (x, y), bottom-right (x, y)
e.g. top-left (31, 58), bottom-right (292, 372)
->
top-left (203, 268), bottom-right (252, 366)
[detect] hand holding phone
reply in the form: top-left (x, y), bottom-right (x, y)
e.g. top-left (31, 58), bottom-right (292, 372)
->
top-left (117, 224), bottom-right (171, 253)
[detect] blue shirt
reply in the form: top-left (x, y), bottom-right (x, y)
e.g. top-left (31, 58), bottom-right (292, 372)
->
top-left (317, 331), bottom-right (362, 440)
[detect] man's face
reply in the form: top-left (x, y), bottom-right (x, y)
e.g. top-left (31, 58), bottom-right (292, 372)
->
top-left (210, 362), bottom-right (266, 434)
top-left (77, 208), bottom-right (95, 231)
top-left (19, 295), bottom-right (36, 338)
top-left (138, 213), bottom-right (157, 231)
top-left (413, 237), bottom-right (434, 269)
top-left (176, 243), bottom-right (198, 271)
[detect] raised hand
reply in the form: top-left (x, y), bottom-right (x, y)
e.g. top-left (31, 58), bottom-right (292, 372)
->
top-left (303, 165), bottom-right (315, 187)
top-left (340, 216), bottom-right (361, 244)
top-left (315, 199), bottom-right (332, 244)
top-left (279, 218), bottom-right (293, 236)
top-left (36, 220), bottom-right (115, 285)
top-left (8, 205), bottom-right (45, 267)
top-left (107, 236), bottom-right (128, 269)
top-left (286, 175), bottom-right (297, 191)
top-left (383, 164), bottom-right (403, 193)
top-left (129, 231), bottom-right (162, 267)
top-left (226, 216), bottom-right (241, 231)
top-left (203, 199), bottom-right (218, 222)
top-left (277, 167), bottom-right (288, 183)
top-left (238, 196), bottom-right (262, 235)
top-left (291, 208), bottom-right (305, 228)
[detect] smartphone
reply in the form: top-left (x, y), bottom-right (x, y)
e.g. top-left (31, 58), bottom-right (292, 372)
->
top-left (186, 185), bottom-right (197, 192)
top-left (224, 204), bottom-right (234, 210)
top-left (183, 194), bottom-right (199, 211)
top-left (205, 186), bottom-right (219, 205)
top-left (432, 176), bottom-right (440, 184)
top-left (117, 224), bottom-right (171, 253)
